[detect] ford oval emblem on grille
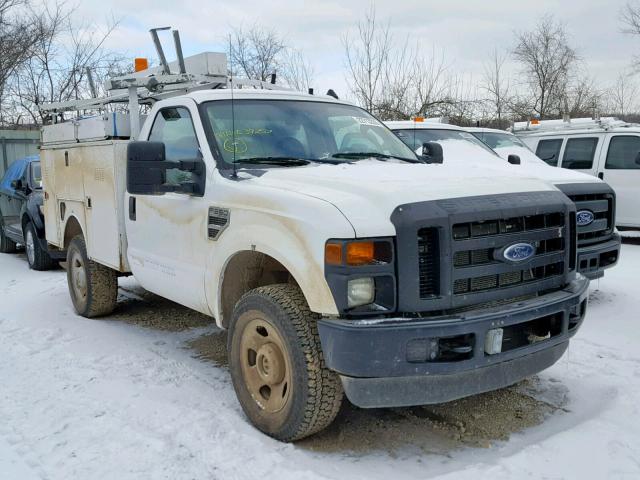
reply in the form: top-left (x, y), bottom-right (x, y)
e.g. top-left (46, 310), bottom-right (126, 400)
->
top-left (503, 243), bottom-right (536, 262)
top-left (576, 210), bottom-right (595, 227)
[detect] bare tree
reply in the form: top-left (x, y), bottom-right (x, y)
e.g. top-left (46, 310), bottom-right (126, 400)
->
top-left (343, 5), bottom-right (390, 113)
top-left (481, 48), bottom-right (512, 126)
top-left (375, 36), bottom-right (418, 119)
top-left (608, 72), bottom-right (639, 115)
top-left (7, 2), bottom-right (125, 125)
top-left (566, 76), bottom-right (602, 117)
top-left (621, 1), bottom-right (640, 70)
top-left (513, 15), bottom-right (578, 119)
top-left (410, 48), bottom-right (453, 118)
top-left (228, 25), bottom-right (287, 81)
top-left (280, 48), bottom-right (314, 92)
top-left (0, 0), bottom-right (49, 124)
top-left (343, 6), bottom-right (458, 120)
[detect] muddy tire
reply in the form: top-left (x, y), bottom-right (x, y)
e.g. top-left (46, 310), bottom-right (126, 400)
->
top-left (25, 222), bottom-right (55, 271)
top-left (228, 284), bottom-right (343, 442)
top-left (0, 217), bottom-right (17, 253)
top-left (66, 235), bottom-right (117, 317)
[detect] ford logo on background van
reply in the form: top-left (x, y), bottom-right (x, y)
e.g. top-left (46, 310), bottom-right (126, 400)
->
top-left (576, 210), bottom-right (595, 227)
top-left (502, 242), bottom-right (536, 262)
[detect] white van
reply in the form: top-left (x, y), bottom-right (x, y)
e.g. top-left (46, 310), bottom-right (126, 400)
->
top-left (386, 120), bottom-right (621, 280)
top-left (512, 118), bottom-right (640, 229)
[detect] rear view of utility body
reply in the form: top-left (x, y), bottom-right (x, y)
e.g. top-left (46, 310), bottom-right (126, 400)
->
top-left (39, 29), bottom-right (589, 441)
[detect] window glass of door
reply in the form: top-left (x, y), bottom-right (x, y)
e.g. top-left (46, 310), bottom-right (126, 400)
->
top-left (535, 139), bottom-right (563, 166)
top-left (605, 135), bottom-right (640, 169)
top-left (149, 107), bottom-right (200, 185)
top-left (562, 137), bottom-right (598, 169)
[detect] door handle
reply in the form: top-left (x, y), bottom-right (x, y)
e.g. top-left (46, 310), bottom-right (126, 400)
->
top-left (598, 172), bottom-right (604, 180)
top-left (129, 196), bottom-right (136, 221)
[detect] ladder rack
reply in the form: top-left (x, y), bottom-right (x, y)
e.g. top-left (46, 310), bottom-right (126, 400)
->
top-left (511, 116), bottom-right (631, 134)
top-left (39, 27), bottom-right (291, 142)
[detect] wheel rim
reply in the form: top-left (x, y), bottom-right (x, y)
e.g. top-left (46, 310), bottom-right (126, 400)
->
top-left (70, 250), bottom-right (88, 301)
top-left (26, 229), bottom-right (35, 265)
top-left (239, 317), bottom-right (292, 413)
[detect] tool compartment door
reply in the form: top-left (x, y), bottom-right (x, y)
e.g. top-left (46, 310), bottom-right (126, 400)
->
top-left (81, 142), bottom-right (126, 270)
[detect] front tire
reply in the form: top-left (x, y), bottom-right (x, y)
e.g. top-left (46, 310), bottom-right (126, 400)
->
top-left (66, 235), bottom-right (118, 317)
top-left (0, 218), bottom-right (17, 253)
top-left (25, 222), bottom-right (55, 271)
top-left (228, 284), bottom-right (343, 442)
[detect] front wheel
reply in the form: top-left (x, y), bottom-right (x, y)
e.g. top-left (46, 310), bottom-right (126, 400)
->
top-left (0, 218), bottom-right (17, 253)
top-left (25, 222), bottom-right (55, 271)
top-left (66, 235), bottom-right (118, 317)
top-left (228, 284), bottom-right (343, 442)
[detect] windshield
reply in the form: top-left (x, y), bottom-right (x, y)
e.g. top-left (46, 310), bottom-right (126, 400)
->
top-left (393, 128), bottom-right (501, 157)
top-left (31, 161), bottom-right (42, 188)
top-left (202, 100), bottom-right (417, 167)
top-left (472, 131), bottom-right (528, 150)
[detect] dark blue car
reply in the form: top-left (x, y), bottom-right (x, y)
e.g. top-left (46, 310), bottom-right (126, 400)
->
top-left (0, 155), bottom-right (63, 270)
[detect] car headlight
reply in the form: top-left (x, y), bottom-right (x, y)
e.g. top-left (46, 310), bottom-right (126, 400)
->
top-left (324, 238), bottom-right (396, 313)
top-left (347, 277), bottom-right (375, 308)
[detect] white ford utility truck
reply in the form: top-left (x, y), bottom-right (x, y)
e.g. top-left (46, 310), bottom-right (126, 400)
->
top-left (387, 121), bottom-right (621, 280)
top-left (41, 34), bottom-right (589, 441)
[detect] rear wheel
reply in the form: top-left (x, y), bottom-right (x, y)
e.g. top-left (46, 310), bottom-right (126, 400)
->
top-left (0, 218), bottom-right (17, 253)
top-left (228, 284), bottom-right (343, 442)
top-left (66, 235), bottom-right (118, 317)
top-left (25, 222), bottom-right (55, 271)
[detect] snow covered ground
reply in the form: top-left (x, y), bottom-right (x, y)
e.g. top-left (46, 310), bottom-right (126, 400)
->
top-left (1, 240), bottom-right (639, 480)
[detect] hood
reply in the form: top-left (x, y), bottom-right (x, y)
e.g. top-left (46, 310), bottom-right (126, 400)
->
top-left (245, 159), bottom-right (559, 237)
top-left (492, 146), bottom-right (602, 186)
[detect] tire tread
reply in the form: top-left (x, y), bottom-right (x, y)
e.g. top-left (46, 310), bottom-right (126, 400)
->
top-left (233, 284), bottom-right (343, 441)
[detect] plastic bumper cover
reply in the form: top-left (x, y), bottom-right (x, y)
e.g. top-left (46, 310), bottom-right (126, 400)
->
top-left (577, 234), bottom-right (621, 279)
top-left (317, 276), bottom-right (589, 408)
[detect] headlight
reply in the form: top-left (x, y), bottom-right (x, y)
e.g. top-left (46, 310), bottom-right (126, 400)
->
top-left (324, 238), bottom-right (396, 313)
top-left (347, 277), bottom-right (375, 308)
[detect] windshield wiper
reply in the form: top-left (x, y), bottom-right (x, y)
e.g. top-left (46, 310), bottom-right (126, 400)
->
top-left (331, 152), bottom-right (423, 163)
top-left (235, 157), bottom-right (310, 167)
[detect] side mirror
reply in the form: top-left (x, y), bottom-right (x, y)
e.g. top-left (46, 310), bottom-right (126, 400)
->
top-left (11, 179), bottom-right (23, 190)
top-left (421, 142), bottom-right (444, 164)
top-left (127, 141), bottom-right (204, 196)
top-left (508, 154), bottom-right (521, 165)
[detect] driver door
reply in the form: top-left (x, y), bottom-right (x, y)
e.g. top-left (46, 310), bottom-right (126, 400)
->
top-left (125, 101), bottom-right (211, 313)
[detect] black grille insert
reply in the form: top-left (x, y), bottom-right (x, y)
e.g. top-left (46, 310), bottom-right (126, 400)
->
top-left (450, 211), bottom-right (566, 298)
top-left (452, 212), bottom-right (564, 240)
top-left (418, 228), bottom-right (439, 298)
top-left (453, 262), bottom-right (565, 295)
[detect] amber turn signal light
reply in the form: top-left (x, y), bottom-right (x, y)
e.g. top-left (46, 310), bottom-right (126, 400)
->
top-left (346, 241), bottom-right (374, 266)
top-left (326, 240), bottom-right (392, 266)
top-left (325, 243), bottom-right (343, 265)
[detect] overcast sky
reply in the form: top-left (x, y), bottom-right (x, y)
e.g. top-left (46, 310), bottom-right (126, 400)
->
top-left (55, 0), bottom-right (640, 100)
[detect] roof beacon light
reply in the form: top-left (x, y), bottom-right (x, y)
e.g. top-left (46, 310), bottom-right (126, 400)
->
top-left (414, 117), bottom-right (425, 123)
top-left (134, 58), bottom-right (149, 72)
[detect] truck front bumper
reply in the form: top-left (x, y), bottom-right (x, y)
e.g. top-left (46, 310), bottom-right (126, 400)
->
top-left (577, 234), bottom-right (621, 280)
top-left (317, 276), bottom-right (589, 408)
